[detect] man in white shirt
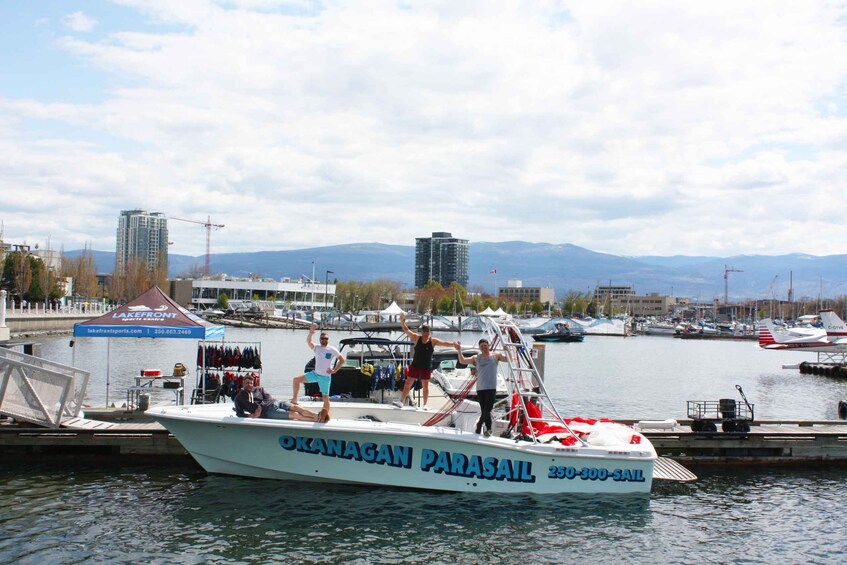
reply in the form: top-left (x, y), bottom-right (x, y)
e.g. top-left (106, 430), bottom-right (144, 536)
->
top-left (292, 323), bottom-right (344, 419)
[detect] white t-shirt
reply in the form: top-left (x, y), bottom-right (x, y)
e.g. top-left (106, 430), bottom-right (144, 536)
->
top-left (313, 344), bottom-right (341, 376)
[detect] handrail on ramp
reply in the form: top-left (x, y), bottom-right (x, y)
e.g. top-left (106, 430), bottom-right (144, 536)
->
top-left (0, 348), bottom-right (90, 428)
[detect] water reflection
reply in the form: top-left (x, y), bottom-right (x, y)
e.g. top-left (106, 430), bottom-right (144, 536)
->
top-left (2, 462), bottom-right (847, 563)
top-left (169, 475), bottom-right (653, 562)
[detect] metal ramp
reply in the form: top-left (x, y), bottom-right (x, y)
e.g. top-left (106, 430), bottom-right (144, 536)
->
top-left (654, 457), bottom-right (698, 482)
top-left (816, 352), bottom-right (847, 364)
top-left (60, 417), bottom-right (165, 431)
top-left (0, 348), bottom-right (89, 428)
top-left (482, 317), bottom-right (586, 446)
top-left (60, 417), bottom-right (116, 430)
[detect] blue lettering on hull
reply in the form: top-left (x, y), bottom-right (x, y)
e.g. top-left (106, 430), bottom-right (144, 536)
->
top-left (279, 435), bottom-right (412, 469)
top-left (420, 448), bottom-right (536, 483)
top-left (547, 465), bottom-right (646, 482)
top-left (278, 436), bottom-right (537, 483)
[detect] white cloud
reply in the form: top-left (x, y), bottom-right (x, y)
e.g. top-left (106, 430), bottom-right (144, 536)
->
top-left (62, 11), bottom-right (97, 33)
top-left (3, 1), bottom-right (847, 259)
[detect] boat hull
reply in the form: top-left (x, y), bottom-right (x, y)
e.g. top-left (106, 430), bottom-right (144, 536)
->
top-left (150, 404), bottom-right (655, 494)
top-left (532, 335), bottom-right (585, 343)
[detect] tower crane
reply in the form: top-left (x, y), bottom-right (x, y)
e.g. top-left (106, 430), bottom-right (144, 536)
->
top-left (765, 275), bottom-right (779, 320)
top-left (765, 275), bottom-right (778, 300)
top-left (724, 264), bottom-right (743, 305)
top-left (169, 215), bottom-right (225, 276)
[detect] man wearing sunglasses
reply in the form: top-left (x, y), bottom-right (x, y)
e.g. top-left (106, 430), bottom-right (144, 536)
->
top-left (291, 323), bottom-right (344, 421)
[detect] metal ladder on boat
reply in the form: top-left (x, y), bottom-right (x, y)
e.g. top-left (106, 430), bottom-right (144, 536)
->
top-left (482, 317), bottom-right (586, 446)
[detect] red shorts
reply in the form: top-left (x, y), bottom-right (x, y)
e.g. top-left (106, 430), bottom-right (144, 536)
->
top-left (407, 367), bottom-right (432, 381)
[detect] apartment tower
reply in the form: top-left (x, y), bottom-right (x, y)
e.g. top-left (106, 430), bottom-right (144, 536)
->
top-left (414, 232), bottom-right (469, 288)
top-left (115, 209), bottom-right (169, 273)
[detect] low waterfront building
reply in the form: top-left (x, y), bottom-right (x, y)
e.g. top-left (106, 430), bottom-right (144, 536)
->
top-left (594, 284), bottom-right (635, 302)
top-left (184, 277), bottom-right (336, 311)
top-left (617, 292), bottom-right (689, 317)
top-left (498, 281), bottom-right (555, 307)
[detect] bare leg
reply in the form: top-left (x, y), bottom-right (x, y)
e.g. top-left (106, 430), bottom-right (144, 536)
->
top-left (422, 380), bottom-right (429, 406)
top-left (292, 374), bottom-right (306, 403)
top-left (290, 404), bottom-right (319, 419)
top-left (400, 378), bottom-right (415, 404)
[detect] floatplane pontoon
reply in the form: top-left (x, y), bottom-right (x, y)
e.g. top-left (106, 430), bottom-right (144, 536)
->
top-left (150, 318), bottom-right (694, 494)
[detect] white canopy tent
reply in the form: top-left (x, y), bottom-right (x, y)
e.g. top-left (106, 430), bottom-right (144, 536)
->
top-left (380, 301), bottom-right (405, 315)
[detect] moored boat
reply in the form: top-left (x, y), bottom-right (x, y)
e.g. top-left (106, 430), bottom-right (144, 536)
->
top-left (531, 322), bottom-right (585, 343)
top-left (430, 359), bottom-right (509, 401)
top-left (149, 318), bottom-right (691, 494)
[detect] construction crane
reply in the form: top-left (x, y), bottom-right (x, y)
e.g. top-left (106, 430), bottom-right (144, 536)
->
top-left (765, 275), bottom-right (778, 319)
top-left (724, 264), bottom-right (743, 305)
top-left (169, 215), bottom-right (225, 276)
top-left (765, 275), bottom-right (778, 299)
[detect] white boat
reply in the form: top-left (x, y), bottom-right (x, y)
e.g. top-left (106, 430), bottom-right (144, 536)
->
top-left (149, 318), bottom-right (692, 494)
top-left (431, 359), bottom-right (509, 401)
top-left (569, 317), bottom-right (630, 336)
top-left (643, 321), bottom-right (680, 336)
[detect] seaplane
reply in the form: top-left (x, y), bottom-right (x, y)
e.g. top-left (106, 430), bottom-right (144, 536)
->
top-left (757, 318), bottom-right (834, 352)
top-left (758, 314), bottom-right (847, 364)
top-left (820, 309), bottom-right (847, 343)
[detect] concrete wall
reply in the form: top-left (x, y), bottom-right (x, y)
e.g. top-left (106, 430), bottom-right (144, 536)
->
top-left (5, 315), bottom-right (94, 336)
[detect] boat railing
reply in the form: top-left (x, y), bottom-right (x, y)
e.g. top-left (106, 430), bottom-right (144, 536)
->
top-left (483, 317), bottom-right (587, 446)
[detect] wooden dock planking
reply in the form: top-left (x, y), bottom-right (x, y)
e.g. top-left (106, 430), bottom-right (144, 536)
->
top-left (0, 417), bottom-right (192, 460)
top-left (640, 420), bottom-right (847, 462)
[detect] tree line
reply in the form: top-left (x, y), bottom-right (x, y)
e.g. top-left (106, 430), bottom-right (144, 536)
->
top-left (0, 245), bottom-right (167, 305)
top-left (3, 245), bottom-right (846, 319)
top-left (0, 249), bottom-right (63, 304)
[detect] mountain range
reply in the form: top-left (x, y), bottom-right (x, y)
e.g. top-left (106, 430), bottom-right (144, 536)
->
top-left (70, 242), bottom-right (847, 301)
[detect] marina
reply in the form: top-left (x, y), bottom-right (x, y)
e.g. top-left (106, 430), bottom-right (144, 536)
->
top-left (5, 3), bottom-right (847, 561)
top-left (3, 322), bottom-right (847, 562)
top-left (3, 321), bottom-right (847, 469)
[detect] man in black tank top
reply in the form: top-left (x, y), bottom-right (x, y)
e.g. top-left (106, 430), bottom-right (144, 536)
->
top-left (396, 312), bottom-right (456, 408)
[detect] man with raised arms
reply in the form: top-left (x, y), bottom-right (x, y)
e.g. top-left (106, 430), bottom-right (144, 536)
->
top-left (292, 323), bottom-right (344, 419)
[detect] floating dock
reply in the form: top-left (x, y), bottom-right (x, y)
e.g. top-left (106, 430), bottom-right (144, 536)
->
top-left (0, 415), bottom-right (195, 463)
top-left (632, 419), bottom-right (847, 464)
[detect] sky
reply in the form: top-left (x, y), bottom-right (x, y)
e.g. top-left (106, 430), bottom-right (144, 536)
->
top-left (2, 0), bottom-right (847, 258)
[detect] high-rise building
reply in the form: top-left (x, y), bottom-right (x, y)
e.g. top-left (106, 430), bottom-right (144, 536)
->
top-left (415, 232), bottom-right (469, 288)
top-left (116, 209), bottom-right (169, 273)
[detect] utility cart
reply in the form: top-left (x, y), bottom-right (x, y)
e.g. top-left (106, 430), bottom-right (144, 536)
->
top-left (687, 385), bottom-right (755, 433)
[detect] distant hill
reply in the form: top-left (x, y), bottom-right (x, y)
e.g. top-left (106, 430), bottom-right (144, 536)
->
top-left (64, 243), bottom-right (847, 301)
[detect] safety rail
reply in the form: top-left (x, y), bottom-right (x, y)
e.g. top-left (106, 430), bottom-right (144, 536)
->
top-left (0, 348), bottom-right (90, 428)
top-left (482, 317), bottom-right (586, 446)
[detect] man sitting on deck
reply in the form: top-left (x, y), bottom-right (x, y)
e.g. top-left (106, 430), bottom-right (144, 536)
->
top-left (235, 375), bottom-right (328, 422)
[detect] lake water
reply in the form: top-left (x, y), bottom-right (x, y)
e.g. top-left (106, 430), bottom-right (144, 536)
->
top-left (2, 329), bottom-right (847, 563)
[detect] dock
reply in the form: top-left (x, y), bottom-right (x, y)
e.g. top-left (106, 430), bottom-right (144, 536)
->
top-left (0, 415), bottom-right (196, 463)
top-left (633, 419), bottom-right (847, 464)
top-left (4, 414), bottom-right (847, 468)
